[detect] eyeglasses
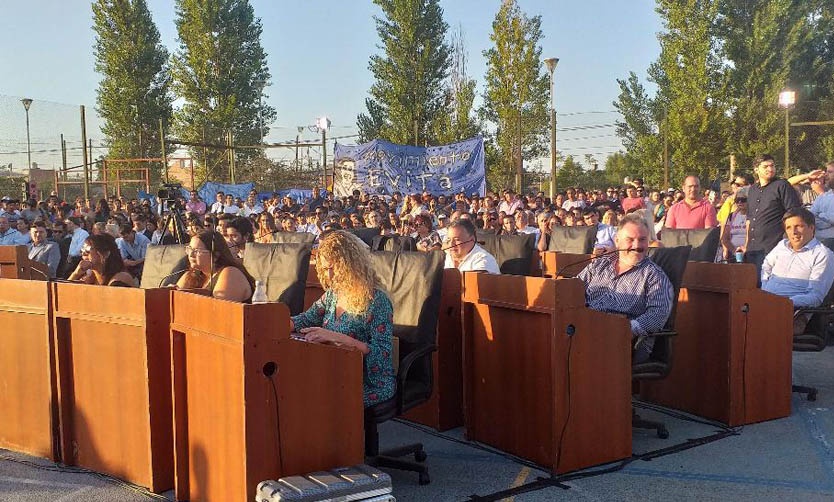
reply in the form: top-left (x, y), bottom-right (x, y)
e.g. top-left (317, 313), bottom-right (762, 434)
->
top-left (185, 246), bottom-right (211, 256)
top-left (735, 198), bottom-right (748, 203)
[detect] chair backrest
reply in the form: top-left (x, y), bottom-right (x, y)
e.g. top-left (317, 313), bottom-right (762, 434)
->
top-left (642, 245), bottom-right (691, 367)
top-left (493, 233), bottom-right (536, 275)
top-left (369, 251), bottom-right (445, 408)
top-left (548, 226), bottom-right (597, 254)
top-left (270, 232), bottom-right (316, 245)
top-left (243, 242), bottom-right (312, 315)
top-left (350, 227), bottom-right (381, 247)
top-left (140, 244), bottom-right (188, 288)
top-left (371, 234), bottom-right (417, 252)
top-left (661, 227), bottom-right (719, 262)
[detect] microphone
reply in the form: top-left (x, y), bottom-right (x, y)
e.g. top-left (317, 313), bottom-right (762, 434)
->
top-left (441, 239), bottom-right (475, 252)
top-left (27, 265), bottom-right (50, 281)
top-left (554, 247), bottom-right (646, 278)
top-left (157, 268), bottom-right (189, 288)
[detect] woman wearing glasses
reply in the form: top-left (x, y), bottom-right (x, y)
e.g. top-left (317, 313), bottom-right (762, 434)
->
top-left (290, 230), bottom-right (395, 407)
top-left (176, 229), bottom-right (255, 302)
top-left (67, 234), bottom-right (136, 287)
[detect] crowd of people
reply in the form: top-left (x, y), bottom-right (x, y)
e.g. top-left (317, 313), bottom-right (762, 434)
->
top-left (4, 152), bottom-right (834, 395)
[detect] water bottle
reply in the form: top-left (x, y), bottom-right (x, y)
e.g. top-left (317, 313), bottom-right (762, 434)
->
top-left (735, 251), bottom-right (744, 263)
top-left (251, 280), bottom-right (268, 304)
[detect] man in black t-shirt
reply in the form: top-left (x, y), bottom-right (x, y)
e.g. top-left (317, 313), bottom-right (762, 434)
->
top-left (741, 153), bottom-right (801, 279)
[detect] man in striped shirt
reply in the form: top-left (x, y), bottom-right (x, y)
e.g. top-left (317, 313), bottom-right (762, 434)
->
top-left (577, 213), bottom-right (674, 362)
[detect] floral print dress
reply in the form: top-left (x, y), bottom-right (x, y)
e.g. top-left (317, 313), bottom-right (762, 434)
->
top-left (291, 288), bottom-right (396, 407)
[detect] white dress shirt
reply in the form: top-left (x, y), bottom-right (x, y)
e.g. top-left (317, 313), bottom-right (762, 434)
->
top-left (444, 244), bottom-right (501, 274)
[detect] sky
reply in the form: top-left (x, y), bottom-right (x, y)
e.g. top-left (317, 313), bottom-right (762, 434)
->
top-left (0, 0), bottom-right (663, 174)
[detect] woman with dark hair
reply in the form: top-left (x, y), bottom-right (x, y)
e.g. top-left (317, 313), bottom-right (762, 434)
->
top-left (224, 216), bottom-right (254, 259)
top-left (94, 198), bottom-right (110, 223)
top-left (176, 229), bottom-right (254, 302)
top-left (67, 234), bottom-right (135, 287)
top-left (413, 213), bottom-right (442, 252)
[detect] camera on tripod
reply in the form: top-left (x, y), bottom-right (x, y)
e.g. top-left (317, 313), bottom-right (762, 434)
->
top-left (158, 183), bottom-right (184, 210)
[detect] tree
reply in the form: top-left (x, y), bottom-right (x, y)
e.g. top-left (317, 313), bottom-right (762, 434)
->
top-left (171, 0), bottom-right (276, 182)
top-left (479, 0), bottom-right (550, 192)
top-left (92, 0), bottom-right (172, 183)
top-left (432, 25), bottom-right (482, 144)
top-left (357, 0), bottom-right (452, 146)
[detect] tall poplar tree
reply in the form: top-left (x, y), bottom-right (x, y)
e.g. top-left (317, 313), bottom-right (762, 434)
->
top-left (357, 0), bottom-right (452, 146)
top-left (171, 0), bottom-right (275, 182)
top-left (92, 0), bottom-right (172, 181)
top-left (479, 0), bottom-right (550, 192)
top-left (432, 26), bottom-right (482, 145)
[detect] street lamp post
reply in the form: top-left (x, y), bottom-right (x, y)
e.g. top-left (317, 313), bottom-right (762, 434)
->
top-left (779, 89), bottom-right (796, 178)
top-left (544, 58), bottom-right (559, 200)
top-left (21, 98), bottom-right (33, 171)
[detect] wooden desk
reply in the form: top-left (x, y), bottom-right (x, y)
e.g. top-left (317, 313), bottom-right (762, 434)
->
top-left (540, 251), bottom-right (591, 279)
top-left (0, 279), bottom-right (57, 460)
top-left (402, 268), bottom-right (464, 430)
top-left (52, 283), bottom-right (173, 492)
top-left (462, 272), bottom-right (632, 473)
top-left (640, 262), bottom-right (793, 426)
top-left (0, 245), bottom-right (50, 280)
top-left (170, 291), bottom-right (364, 502)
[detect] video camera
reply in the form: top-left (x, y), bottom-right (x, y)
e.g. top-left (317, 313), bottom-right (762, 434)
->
top-left (158, 182), bottom-right (184, 210)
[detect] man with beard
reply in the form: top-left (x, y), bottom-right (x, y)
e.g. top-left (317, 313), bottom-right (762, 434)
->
top-left (577, 213), bottom-right (673, 362)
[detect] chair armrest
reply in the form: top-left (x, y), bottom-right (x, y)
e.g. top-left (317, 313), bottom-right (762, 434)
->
top-left (397, 343), bottom-right (437, 387)
top-left (643, 330), bottom-right (678, 339)
top-left (794, 307), bottom-right (834, 317)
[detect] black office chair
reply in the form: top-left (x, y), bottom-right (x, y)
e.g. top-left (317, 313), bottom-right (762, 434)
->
top-left (371, 234), bottom-right (417, 252)
top-left (269, 232), bottom-right (316, 245)
top-left (350, 227), bottom-right (382, 248)
top-left (364, 251), bottom-right (445, 485)
top-left (139, 244), bottom-right (187, 288)
top-left (242, 242), bottom-right (312, 315)
top-left (660, 227), bottom-right (719, 262)
top-left (632, 245), bottom-right (692, 438)
top-left (548, 225), bottom-right (597, 254)
top-left (475, 232), bottom-right (535, 276)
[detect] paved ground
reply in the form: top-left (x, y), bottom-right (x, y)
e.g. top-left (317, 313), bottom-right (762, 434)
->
top-left (3, 350), bottom-right (834, 501)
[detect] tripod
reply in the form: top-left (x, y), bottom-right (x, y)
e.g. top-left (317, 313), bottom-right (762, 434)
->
top-left (158, 202), bottom-right (188, 245)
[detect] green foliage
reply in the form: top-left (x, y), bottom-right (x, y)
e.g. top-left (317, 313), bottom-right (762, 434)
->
top-left (357, 0), bottom-right (452, 146)
top-left (171, 0), bottom-right (276, 182)
top-left (479, 0), bottom-right (550, 191)
top-left (92, 0), bottom-right (172, 183)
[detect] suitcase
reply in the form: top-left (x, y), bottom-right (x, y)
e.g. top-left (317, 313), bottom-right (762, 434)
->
top-left (256, 464), bottom-right (394, 502)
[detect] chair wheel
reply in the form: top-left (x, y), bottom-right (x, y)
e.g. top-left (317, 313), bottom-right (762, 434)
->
top-left (414, 449), bottom-right (427, 462)
top-left (418, 472), bottom-right (431, 485)
top-left (657, 426), bottom-right (669, 439)
top-left (808, 390), bottom-right (818, 402)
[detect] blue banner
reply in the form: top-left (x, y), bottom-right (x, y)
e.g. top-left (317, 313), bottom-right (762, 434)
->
top-left (333, 137), bottom-right (485, 197)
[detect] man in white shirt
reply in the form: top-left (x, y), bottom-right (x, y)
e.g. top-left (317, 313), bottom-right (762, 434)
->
top-left (443, 219), bottom-right (500, 274)
top-left (210, 192), bottom-right (226, 214)
top-left (64, 217), bottom-right (90, 273)
top-left (0, 216), bottom-right (21, 245)
top-left (810, 161), bottom-right (834, 239)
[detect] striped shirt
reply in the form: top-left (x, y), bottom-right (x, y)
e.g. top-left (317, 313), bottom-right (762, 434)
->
top-left (577, 253), bottom-right (674, 360)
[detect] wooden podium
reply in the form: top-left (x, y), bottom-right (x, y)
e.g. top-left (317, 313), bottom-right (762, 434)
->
top-left (52, 283), bottom-right (173, 492)
top-left (170, 291), bottom-right (364, 502)
top-left (0, 245), bottom-right (50, 280)
top-left (640, 262), bottom-right (793, 426)
top-left (0, 279), bottom-right (57, 460)
top-left (462, 272), bottom-right (632, 474)
top-left (541, 251), bottom-right (591, 279)
top-left (402, 268), bottom-right (464, 431)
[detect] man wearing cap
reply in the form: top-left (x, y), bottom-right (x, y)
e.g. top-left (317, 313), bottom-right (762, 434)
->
top-left (498, 188), bottom-right (522, 216)
top-left (436, 212), bottom-right (450, 241)
top-left (664, 176), bottom-right (718, 229)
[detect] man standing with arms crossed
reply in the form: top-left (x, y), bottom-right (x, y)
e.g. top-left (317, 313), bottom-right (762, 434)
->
top-left (739, 154), bottom-right (802, 278)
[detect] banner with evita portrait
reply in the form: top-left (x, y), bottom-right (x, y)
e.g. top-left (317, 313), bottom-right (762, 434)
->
top-left (333, 136), bottom-right (485, 197)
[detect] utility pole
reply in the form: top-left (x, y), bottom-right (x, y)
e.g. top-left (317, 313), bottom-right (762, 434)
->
top-left (80, 105), bottom-right (89, 200)
top-left (159, 119), bottom-right (168, 183)
top-left (544, 57), bottom-right (559, 199)
top-left (663, 106), bottom-right (669, 190)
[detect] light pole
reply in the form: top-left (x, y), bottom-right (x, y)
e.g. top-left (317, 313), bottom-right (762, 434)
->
top-left (544, 58), bottom-right (559, 200)
top-left (316, 116), bottom-right (331, 188)
top-left (21, 98), bottom-right (33, 171)
top-left (779, 89), bottom-right (796, 178)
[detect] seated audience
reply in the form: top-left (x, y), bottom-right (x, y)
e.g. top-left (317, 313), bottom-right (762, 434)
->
top-left (443, 219), bottom-right (500, 274)
top-left (577, 213), bottom-right (674, 362)
top-left (67, 234), bottom-right (136, 287)
top-left (116, 223), bottom-right (150, 279)
top-left (27, 221), bottom-right (60, 278)
top-left (762, 207), bottom-right (834, 333)
top-left (290, 230), bottom-right (395, 407)
top-left (176, 230), bottom-right (254, 302)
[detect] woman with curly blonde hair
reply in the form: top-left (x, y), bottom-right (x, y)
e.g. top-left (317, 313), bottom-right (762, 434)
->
top-left (290, 230), bottom-right (395, 407)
